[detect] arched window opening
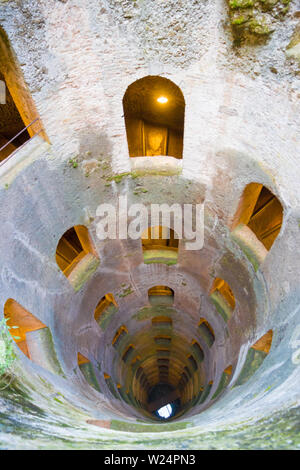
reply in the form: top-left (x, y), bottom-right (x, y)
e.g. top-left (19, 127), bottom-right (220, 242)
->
top-left (3, 299), bottom-right (46, 358)
top-left (136, 366), bottom-right (144, 380)
top-left (178, 371), bottom-right (189, 389)
top-left (0, 72), bottom-right (30, 161)
top-left (188, 355), bottom-right (198, 372)
top-left (117, 385), bottom-right (132, 405)
top-left (123, 76), bottom-right (185, 159)
top-left (0, 27), bottom-right (47, 162)
top-left (198, 318), bottom-right (215, 348)
top-left (154, 335), bottom-right (172, 346)
top-left (152, 316), bottom-right (173, 328)
top-left (78, 352), bottom-right (90, 365)
top-left (183, 366), bottom-right (192, 379)
top-left (122, 344), bottom-right (135, 363)
top-left (157, 349), bottom-right (170, 358)
top-left (131, 355), bottom-right (141, 368)
top-left (232, 184), bottom-right (283, 268)
top-left (210, 277), bottom-right (235, 322)
top-left (159, 365), bottom-right (169, 380)
top-left (212, 365), bottom-right (233, 400)
top-left (112, 325), bottom-right (128, 348)
top-left (157, 358), bottom-right (169, 367)
top-left (104, 373), bottom-right (119, 399)
top-left (78, 353), bottom-right (101, 392)
top-left (148, 285), bottom-right (174, 306)
top-left (94, 293), bottom-right (118, 331)
top-left (235, 330), bottom-right (273, 387)
top-left (56, 225), bottom-right (99, 291)
top-left (3, 299), bottom-right (63, 375)
top-left (142, 226), bottom-right (178, 265)
top-left (192, 340), bottom-right (204, 362)
top-left (199, 380), bottom-right (213, 404)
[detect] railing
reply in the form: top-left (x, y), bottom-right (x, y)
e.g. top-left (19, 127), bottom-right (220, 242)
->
top-left (0, 117), bottom-right (43, 167)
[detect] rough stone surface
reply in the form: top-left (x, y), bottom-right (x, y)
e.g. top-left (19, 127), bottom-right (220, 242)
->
top-left (0, 0), bottom-right (299, 450)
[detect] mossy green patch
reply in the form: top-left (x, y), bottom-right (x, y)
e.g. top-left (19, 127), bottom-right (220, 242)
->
top-left (210, 291), bottom-right (233, 322)
top-left (234, 348), bottom-right (267, 386)
top-left (68, 254), bottom-right (100, 292)
top-left (79, 362), bottom-right (101, 393)
top-left (110, 419), bottom-right (191, 433)
top-left (96, 305), bottom-right (118, 331)
top-left (143, 249), bottom-right (178, 266)
top-left (106, 171), bottom-right (139, 184)
top-left (198, 323), bottom-right (215, 348)
top-left (133, 305), bottom-right (176, 322)
top-left (0, 319), bottom-right (16, 376)
top-left (212, 372), bottom-right (231, 400)
top-left (118, 285), bottom-right (134, 298)
top-left (68, 158), bottom-right (78, 168)
top-left (229, 0), bottom-right (254, 8)
top-left (227, 0), bottom-right (288, 43)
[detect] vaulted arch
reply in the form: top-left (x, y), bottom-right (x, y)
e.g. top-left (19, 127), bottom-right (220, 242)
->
top-left (123, 76), bottom-right (185, 159)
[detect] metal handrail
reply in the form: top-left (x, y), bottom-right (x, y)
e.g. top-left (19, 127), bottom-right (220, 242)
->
top-left (0, 117), bottom-right (42, 167)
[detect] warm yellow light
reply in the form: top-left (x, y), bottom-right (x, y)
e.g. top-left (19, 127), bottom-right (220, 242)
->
top-left (157, 96), bottom-right (168, 104)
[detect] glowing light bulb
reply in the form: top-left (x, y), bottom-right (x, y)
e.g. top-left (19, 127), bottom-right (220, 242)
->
top-left (157, 96), bottom-right (168, 104)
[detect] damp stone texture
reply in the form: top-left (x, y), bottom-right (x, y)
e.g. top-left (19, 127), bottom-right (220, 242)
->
top-left (0, 0), bottom-right (299, 450)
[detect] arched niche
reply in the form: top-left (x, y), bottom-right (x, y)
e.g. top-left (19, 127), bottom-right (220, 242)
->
top-left (123, 76), bottom-right (185, 159)
top-left (141, 226), bottom-right (179, 265)
top-left (3, 299), bottom-right (63, 376)
top-left (148, 285), bottom-right (174, 306)
top-left (198, 318), bottom-right (215, 348)
top-left (56, 225), bottom-right (99, 291)
top-left (4, 299), bottom-right (46, 358)
top-left (235, 330), bottom-right (273, 387)
top-left (0, 27), bottom-right (47, 161)
top-left (210, 277), bottom-right (235, 323)
top-left (94, 293), bottom-right (118, 331)
top-left (231, 183), bottom-right (283, 269)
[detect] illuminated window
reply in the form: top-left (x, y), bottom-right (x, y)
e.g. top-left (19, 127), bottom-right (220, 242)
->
top-left (157, 349), bottom-right (170, 357)
top-left (78, 353), bottom-right (101, 392)
top-left (123, 76), bottom-right (185, 159)
top-left (148, 285), bottom-right (174, 306)
top-left (104, 373), bottom-right (119, 399)
top-left (0, 27), bottom-right (47, 162)
top-left (3, 299), bottom-right (63, 375)
top-left (142, 226), bottom-right (178, 265)
top-left (232, 183), bottom-right (283, 268)
top-left (188, 355), bottom-right (198, 372)
top-left (56, 225), bottom-right (99, 291)
top-left (94, 293), bottom-right (118, 331)
top-left (212, 365), bottom-right (233, 399)
top-left (252, 330), bottom-right (273, 354)
top-left (199, 381), bottom-right (213, 404)
top-left (210, 278), bottom-right (235, 322)
top-left (192, 340), bottom-right (204, 362)
top-left (154, 335), bottom-right (172, 346)
top-left (235, 330), bottom-right (273, 386)
top-left (152, 316), bottom-right (173, 328)
top-left (112, 325), bottom-right (128, 348)
top-left (4, 299), bottom-right (46, 358)
top-left (198, 318), bottom-right (215, 347)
